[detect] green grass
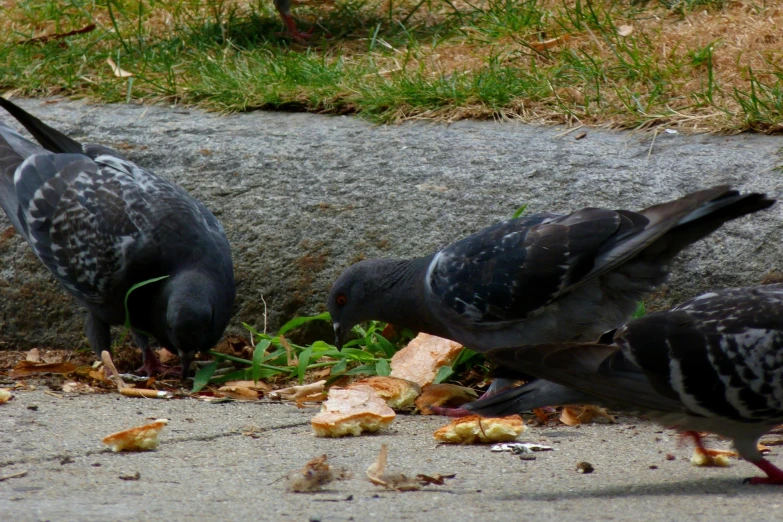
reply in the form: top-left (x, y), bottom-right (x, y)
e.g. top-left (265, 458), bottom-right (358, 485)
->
top-left (1, 0), bottom-right (781, 131)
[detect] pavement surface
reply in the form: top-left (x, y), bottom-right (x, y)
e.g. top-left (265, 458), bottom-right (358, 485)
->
top-left (1, 389), bottom-right (782, 522)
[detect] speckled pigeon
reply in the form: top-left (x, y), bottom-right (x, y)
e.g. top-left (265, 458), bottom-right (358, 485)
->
top-left (466, 284), bottom-right (783, 485)
top-left (327, 186), bottom-right (774, 405)
top-left (0, 97), bottom-right (235, 378)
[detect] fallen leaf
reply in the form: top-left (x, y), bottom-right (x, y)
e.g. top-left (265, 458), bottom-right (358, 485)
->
top-left (311, 386), bottom-right (396, 438)
top-left (217, 385), bottom-right (259, 400)
top-left (366, 444), bottom-right (455, 492)
top-left (269, 380), bottom-right (326, 405)
top-left (61, 381), bottom-right (96, 393)
top-left (556, 87), bottom-right (585, 105)
top-left (157, 348), bottom-right (178, 365)
top-left (415, 383), bottom-right (477, 415)
top-left (617, 24), bottom-right (634, 37)
top-left (287, 454), bottom-right (351, 493)
top-left (106, 57), bottom-right (133, 78)
top-left (529, 34), bottom-right (572, 52)
top-left (224, 380), bottom-right (271, 392)
top-left (25, 348), bottom-right (42, 363)
top-left (11, 360), bottom-right (76, 378)
top-left (434, 415), bottom-right (526, 444)
top-left (102, 419), bottom-right (168, 452)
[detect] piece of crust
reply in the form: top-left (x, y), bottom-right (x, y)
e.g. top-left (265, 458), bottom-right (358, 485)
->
top-left (415, 383), bottom-right (478, 415)
top-left (102, 419), bottom-right (169, 452)
top-left (390, 333), bottom-right (464, 387)
top-left (348, 376), bottom-right (422, 410)
top-left (434, 415), bottom-right (526, 444)
top-left (311, 386), bottom-right (396, 437)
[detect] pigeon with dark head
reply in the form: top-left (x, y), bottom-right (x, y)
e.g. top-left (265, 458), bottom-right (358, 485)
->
top-left (466, 284), bottom-right (783, 485)
top-left (327, 186), bottom-right (774, 410)
top-left (0, 97), bottom-right (235, 378)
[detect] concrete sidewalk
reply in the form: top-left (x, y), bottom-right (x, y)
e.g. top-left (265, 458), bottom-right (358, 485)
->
top-left (1, 389), bottom-right (781, 521)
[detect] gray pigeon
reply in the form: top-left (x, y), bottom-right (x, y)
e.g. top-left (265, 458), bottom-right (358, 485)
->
top-left (327, 186), bottom-right (774, 409)
top-left (329, 186), bottom-right (773, 351)
top-left (0, 97), bottom-right (235, 378)
top-left (466, 284), bottom-right (783, 485)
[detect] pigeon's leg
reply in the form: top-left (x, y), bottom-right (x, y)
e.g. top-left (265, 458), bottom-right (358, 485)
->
top-left (746, 459), bottom-right (783, 485)
top-left (85, 313), bottom-right (111, 359)
top-left (133, 332), bottom-right (173, 377)
top-left (178, 350), bottom-right (194, 383)
top-left (431, 378), bottom-right (516, 417)
top-left (273, 0), bottom-right (315, 41)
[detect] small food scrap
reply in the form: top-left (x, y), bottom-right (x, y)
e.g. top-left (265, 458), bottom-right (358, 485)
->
top-left (61, 381), bottom-right (96, 394)
top-left (102, 419), bottom-right (168, 452)
top-left (10, 360), bottom-right (76, 378)
top-left (415, 383), bottom-right (478, 415)
top-left (617, 24), bottom-right (634, 37)
top-left (434, 415), bottom-right (526, 444)
top-left (690, 448), bottom-right (734, 467)
top-left (348, 376), bottom-right (421, 410)
top-left (366, 444), bottom-right (455, 492)
top-left (390, 333), bottom-right (464, 387)
top-left (311, 387), bottom-right (396, 437)
top-left (665, 454), bottom-right (676, 461)
top-left (576, 461), bottom-right (595, 474)
top-left (119, 472), bottom-right (141, 481)
top-left (490, 442), bottom-right (554, 454)
top-left (559, 405), bottom-right (615, 426)
top-left (270, 380), bottom-right (326, 406)
top-left (287, 454), bottom-right (351, 493)
top-left (0, 388), bottom-right (13, 404)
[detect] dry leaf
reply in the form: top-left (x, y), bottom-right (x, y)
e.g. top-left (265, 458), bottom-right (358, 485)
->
top-left (61, 381), bottom-right (96, 393)
top-left (529, 34), bottom-right (572, 52)
top-left (311, 386), bottom-right (396, 437)
top-left (224, 380), bottom-right (271, 392)
top-left (366, 444), bottom-right (455, 492)
top-left (11, 360), bottom-right (76, 377)
top-left (217, 385), bottom-right (259, 400)
top-left (617, 25), bottom-right (634, 37)
top-left (390, 333), bottom-right (464, 386)
top-left (415, 383), bottom-right (478, 415)
top-left (287, 454), bottom-right (351, 492)
top-left (556, 87), bottom-right (585, 105)
top-left (560, 405), bottom-right (615, 426)
top-left (269, 380), bottom-right (326, 404)
top-left (157, 348), bottom-right (178, 365)
top-left (348, 376), bottom-right (421, 410)
top-left (433, 415), bottom-right (526, 444)
top-left (102, 419), bottom-right (168, 452)
top-left (0, 388), bottom-right (13, 404)
top-left (106, 57), bottom-right (133, 78)
top-left (25, 348), bottom-right (42, 363)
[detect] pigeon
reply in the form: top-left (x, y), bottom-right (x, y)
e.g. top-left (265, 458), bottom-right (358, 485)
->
top-left (0, 97), bottom-right (235, 378)
top-left (466, 284), bottom-right (783, 485)
top-left (327, 186), bottom-right (774, 410)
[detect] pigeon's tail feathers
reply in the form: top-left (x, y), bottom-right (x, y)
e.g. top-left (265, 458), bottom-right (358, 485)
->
top-left (647, 190), bottom-right (776, 260)
top-left (484, 342), bottom-right (684, 414)
top-left (0, 96), bottom-right (83, 154)
top-left (591, 186), bottom-right (774, 277)
top-left (0, 124), bottom-right (39, 234)
top-left (465, 380), bottom-right (594, 417)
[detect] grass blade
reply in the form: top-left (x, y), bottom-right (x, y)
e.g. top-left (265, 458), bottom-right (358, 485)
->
top-left (192, 359), bottom-right (218, 393)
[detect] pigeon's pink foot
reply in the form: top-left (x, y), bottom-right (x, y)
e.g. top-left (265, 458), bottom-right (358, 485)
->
top-left (136, 347), bottom-right (180, 377)
top-left (745, 459), bottom-right (783, 485)
top-left (278, 13), bottom-right (316, 42)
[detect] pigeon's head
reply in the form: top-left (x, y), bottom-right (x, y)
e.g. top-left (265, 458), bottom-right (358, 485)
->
top-left (163, 270), bottom-right (235, 376)
top-left (328, 258), bottom-right (418, 349)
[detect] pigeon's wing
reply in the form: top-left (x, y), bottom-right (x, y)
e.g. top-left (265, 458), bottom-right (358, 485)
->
top-left (13, 151), bottom-right (206, 304)
top-left (426, 209), bottom-right (640, 325)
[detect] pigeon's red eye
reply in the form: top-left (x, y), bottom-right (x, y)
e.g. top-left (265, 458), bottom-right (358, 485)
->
top-left (336, 294), bottom-right (348, 306)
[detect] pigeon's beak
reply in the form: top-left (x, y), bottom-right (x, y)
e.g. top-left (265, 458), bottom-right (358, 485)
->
top-left (333, 322), bottom-right (344, 350)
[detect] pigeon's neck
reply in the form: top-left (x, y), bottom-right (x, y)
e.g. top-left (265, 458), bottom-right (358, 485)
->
top-left (369, 255), bottom-right (446, 336)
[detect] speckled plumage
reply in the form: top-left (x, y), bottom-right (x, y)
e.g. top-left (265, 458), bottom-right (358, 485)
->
top-left (0, 97), bottom-right (235, 377)
top-left (328, 186), bottom-right (774, 353)
top-left (467, 284), bottom-right (783, 484)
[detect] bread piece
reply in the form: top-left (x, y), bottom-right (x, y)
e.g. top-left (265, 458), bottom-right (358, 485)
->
top-left (434, 415), bottom-right (526, 444)
top-left (415, 383), bottom-right (478, 415)
top-left (390, 333), bottom-right (463, 386)
top-left (102, 419), bottom-right (168, 452)
top-left (348, 376), bottom-right (421, 410)
top-left (311, 386), bottom-right (396, 437)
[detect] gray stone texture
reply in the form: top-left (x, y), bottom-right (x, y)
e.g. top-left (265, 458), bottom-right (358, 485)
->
top-left (1, 98), bottom-right (781, 349)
